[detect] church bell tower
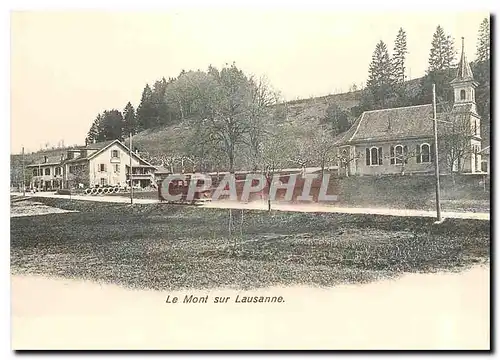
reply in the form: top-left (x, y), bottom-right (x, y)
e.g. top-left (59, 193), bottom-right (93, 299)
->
top-left (449, 37), bottom-right (482, 173)
top-left (450, 37), bottom-right (479, 113)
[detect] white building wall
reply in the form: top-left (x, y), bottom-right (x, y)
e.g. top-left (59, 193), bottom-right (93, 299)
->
top-left (88, 144), bottom-right (143, 187)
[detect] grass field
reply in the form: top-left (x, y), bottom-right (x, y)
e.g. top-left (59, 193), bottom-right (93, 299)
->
top-left (10, 196), bottom-right (490, 291)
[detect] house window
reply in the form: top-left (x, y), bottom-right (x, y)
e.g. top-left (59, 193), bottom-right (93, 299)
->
top-left (365, 146), bottom-right (383, 166)
top-left (390, 145), bottom-right (408, 165)
top-left (100, 178), bottom-right (107, 186)
top-left (111, 150), bottom-right (119, 158)
top-left (55, 167), bottom-right (62, 176)
top-left (460, 89), bottom-right (466, 100)
top-left (99, 164), bottom-right (106, 172)
top-left (33, 169), bottom-right (38, 176)
top-left (114, 164), bottom-right (120, 173)
top-left (44, 168), bottom-right (50, 176)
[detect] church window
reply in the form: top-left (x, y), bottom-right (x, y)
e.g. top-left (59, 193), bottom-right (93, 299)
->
top-left (366, 146), bottom-right (382, 166)
top-left (390, 145), bottom-right (408, 165)
top-left (460, 89), bottom-right (466, 100)
top-left (419, 143), bottom-right (431, 163)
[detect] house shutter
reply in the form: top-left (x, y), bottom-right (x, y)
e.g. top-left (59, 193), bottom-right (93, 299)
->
top-left (366, 148), bottom-right (370, 165)
top-left (430, 143), bottom-right (435, 162)
top-left (378, 147), bottom-right (383, 165)
top-left (390, 146), bottom-right (395, 165)
top-left (416, 145), bottom-right (421, 164)
top-left (403, 145), bottom-right (408, 164)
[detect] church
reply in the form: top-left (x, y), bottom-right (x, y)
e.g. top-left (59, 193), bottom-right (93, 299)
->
top-left (333, 38), bottom-right (483, 177)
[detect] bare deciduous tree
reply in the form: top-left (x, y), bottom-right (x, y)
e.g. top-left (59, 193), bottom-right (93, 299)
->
top-left (440, 111), bottom-right (477, 183)
top-left (336, 147), bottom-right (360, 177)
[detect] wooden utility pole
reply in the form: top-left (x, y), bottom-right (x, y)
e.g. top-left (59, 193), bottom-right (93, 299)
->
top-left (129, 133), bottom-right (133, 205)
top-left (432, 84), bottom-right (442, 222)
top-left (22, 146), bottom-right (25, 196)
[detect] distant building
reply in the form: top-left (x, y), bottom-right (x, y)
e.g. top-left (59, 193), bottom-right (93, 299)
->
top-left (26, 139), bottom-right (157, 190)
top-left (334, 38), bottom-right (483, 176)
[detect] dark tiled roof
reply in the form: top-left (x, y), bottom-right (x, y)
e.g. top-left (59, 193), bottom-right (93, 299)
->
top-left (77, 140), bottom-right (116, 150)
top-left (332, 118), bottom-right (360, 146)
top-left (340, 104), bottom-right (436, 144)
top-left (26, 154), bottom-right (64, 167)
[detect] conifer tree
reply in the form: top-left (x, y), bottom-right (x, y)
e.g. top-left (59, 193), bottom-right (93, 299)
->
top-left (428, 25), bottom-right (456, 72)
top-left (472, 17), bottom-right (491, 145)
top-left (100, 110), bottom-right (124, 141)
top-left (86, 116), bottom-right (100, 144)
top-left (152, 77), bottom-right (169, 126)
top-left (392, 28), bottom-right (408, 83)
top-left (366, 40), bottom-right (394, 108)
top-left (123, 102), bottom-right (137, 136)
top-left (476, 17), bottom-right (490, 62)
top-left (136, 84), bottom-right (156, 131)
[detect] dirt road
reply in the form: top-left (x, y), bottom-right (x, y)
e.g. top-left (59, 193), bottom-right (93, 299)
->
top-left (11, 192), bottom-right (489, 220)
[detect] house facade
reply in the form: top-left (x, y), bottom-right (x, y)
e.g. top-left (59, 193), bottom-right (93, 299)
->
top-left (334, 38), bottom-right (483, 177)
top-left (27, 140), bottom-right (157, 190)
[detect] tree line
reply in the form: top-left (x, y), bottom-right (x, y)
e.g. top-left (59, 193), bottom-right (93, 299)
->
top-left (357, 18), bottom-right (490, 124)
top-left (84, 18), bottom-right (490, 174)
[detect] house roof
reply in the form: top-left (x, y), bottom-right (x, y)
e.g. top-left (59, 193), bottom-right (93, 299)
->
top-left (336, 104), bottom-right (437, 145)
top-left (26, 139), bottom-right (156, 168)
top-left (85, 139), bottom-right (156, 168)
top-left (77, 140), bottom-right (116, 151)
top-left (26, 154), bottom-right (64, 167)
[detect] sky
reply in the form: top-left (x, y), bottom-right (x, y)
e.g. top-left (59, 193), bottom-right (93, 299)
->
top-left (10, 10), bottom-right (488, 153)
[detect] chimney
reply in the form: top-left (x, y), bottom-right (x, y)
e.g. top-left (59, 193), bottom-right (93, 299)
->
top-left (85, 138), bottom-right (88, 146)
top-left (44, 155), bottom-right (48, 163)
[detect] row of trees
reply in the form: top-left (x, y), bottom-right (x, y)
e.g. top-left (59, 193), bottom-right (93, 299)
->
top-left (83, 18), bottom-right (489, 175)
top-left (359, 18), bottom-right (490, 122)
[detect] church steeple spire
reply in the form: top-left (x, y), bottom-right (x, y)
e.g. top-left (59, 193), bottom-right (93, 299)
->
top-left (451, 37), bottom-right (475, 83)
top-left (450, 37), bottom-right (478, 106)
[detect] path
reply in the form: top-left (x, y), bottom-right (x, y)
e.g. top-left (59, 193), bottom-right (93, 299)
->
top-left (11, 192), bottom-right (490, 220)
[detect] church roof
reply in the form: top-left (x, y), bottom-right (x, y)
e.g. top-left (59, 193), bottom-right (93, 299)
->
top-left (334, 104), bottom-right (439, 145)
top-left (451, 37), bottom-right (476, 85)
top-left (479, 146), bottom-right (490, 155)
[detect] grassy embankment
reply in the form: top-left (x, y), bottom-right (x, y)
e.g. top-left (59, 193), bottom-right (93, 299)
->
top-left (10, 196), bottom-right (490, 290)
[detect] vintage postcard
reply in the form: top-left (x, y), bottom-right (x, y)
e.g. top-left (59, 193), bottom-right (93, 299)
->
top-left (10, 8), bottom-right (490, 350)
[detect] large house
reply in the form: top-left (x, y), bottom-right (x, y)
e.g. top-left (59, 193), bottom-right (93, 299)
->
top-left (334, 38), bottom-right (483, 177)
top-left (26, 139), bottom-right (157, 190)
